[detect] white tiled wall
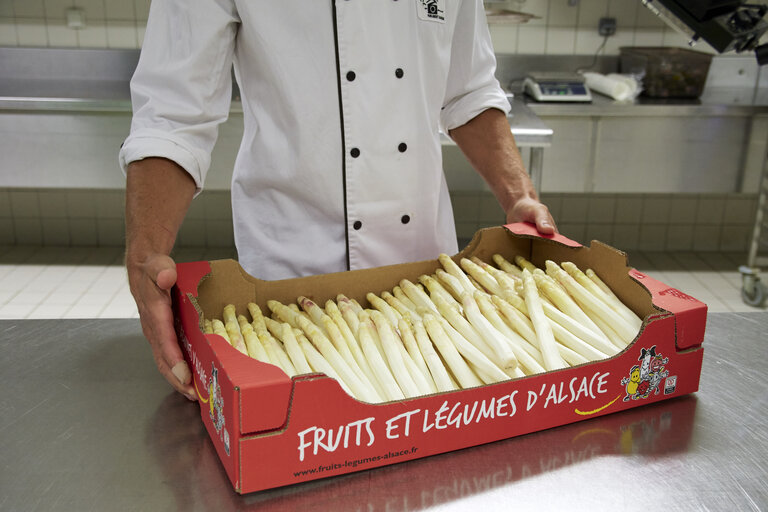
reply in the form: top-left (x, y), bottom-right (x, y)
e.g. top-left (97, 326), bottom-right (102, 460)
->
top-left (0, 187), bottom-right (759, 254)
top-left (1, 0), bottom-right (699, 53)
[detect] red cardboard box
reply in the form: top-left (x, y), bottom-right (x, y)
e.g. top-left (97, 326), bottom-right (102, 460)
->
top-left (172, 224), bottom-right (706, 494)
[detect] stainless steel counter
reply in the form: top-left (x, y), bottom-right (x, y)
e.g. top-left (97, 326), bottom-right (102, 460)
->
top-left (1, 312), bottom-right (766, 511)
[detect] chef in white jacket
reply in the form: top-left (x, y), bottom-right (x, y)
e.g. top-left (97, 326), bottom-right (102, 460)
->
top-left (121, 0), bottom-right (556, 399)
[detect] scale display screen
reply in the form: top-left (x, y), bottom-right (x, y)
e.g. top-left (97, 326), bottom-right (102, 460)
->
top-left (523, 74), bottom-right (592, 102)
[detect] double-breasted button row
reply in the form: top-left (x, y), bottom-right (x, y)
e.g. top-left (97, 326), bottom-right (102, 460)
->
top-left (349, 143), bottom-right (406, 158)
top-left (345, 68), bottom-right (404, 81)
top-left (352, 215), bottom-right (411, 230)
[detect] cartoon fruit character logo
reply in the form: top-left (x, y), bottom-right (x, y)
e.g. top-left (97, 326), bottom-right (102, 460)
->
top-left (621, 345), bottom-right (669, 401)
top-left (207, 363), bottom-right (229, 455)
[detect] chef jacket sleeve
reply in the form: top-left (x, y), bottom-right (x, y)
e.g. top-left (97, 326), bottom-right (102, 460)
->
top-left (439, 0), bottom-right (511, 133)
top-left (118, 0), bottom-right (239, 194)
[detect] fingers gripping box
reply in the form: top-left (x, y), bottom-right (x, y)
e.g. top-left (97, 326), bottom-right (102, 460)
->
top-left (172, 224), bottom-right (706, 494)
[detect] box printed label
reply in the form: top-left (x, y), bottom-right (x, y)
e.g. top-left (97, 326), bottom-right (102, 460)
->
top-left (620, 345), bottom-right (670, 402)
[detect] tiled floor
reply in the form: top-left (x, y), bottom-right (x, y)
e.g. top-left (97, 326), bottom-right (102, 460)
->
top-left (0, 246), bottom-right (765, 320)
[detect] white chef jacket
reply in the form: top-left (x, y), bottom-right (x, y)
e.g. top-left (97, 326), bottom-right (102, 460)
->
top-left (119, 0), bottom-right (510, 280)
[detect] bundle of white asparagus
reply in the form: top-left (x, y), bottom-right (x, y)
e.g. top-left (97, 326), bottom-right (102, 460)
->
top-left (202, 255), bottom-right (644, 403)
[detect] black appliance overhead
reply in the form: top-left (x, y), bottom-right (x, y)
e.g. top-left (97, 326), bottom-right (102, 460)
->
top-left (641, 0), bottom-right (768, 63)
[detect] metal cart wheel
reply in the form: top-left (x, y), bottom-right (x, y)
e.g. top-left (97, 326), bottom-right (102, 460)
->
top-left (740, 270), bottom-right (767, 307)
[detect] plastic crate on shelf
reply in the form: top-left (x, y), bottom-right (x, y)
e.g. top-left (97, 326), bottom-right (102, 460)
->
top-left (620, 47), bottom-right (713, 99)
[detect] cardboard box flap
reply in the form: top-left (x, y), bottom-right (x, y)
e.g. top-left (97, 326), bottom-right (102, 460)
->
top-left (176, 260), bottom-right (294, 436)
top-left (628, 269), bottom-right (708, 350)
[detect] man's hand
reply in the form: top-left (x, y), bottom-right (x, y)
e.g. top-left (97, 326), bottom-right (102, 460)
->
top-left (449, 108), bottom-right (558, 236)
top-left (125, 157), bottom-right (197, 399)
top-left (128, 253), bottom-right (196, 400)
top-left (506, 196), bottom-right (557, 235)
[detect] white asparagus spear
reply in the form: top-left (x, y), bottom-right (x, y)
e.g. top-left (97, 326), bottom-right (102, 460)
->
top-left (534, 269), bottom-right (616, 349)
top-left (521, 269), bottom-right (567, 371)
top-left (586, 267), bottom-right (645, 328)
top-left (321, 315), bottom-right (381, 400)
top-left (489, 295), bottom-right (546, 366)
top-left (398, 317), bottom-right (438, 393)
top-left (382, 290), bottom-right (420, 319)
top-left (372, 310), bottom-right (433, 395)
top-left (400, 279), bottom-right (439, 314)
top-left (410, 316), bottom-right (457, 392)
top-left (431, 293), bottom-right (495, 360)
top-left (296, 332), bottom-right (354, 396)
top-left (472, 256), bottom-right (521, 285)
top-left (421, 313), bottom-right (484, 388)
top-left (562, 262), bottom-right (643, 331)
top-left (357, 316), bottom-right (405, 401)
top-left (514, 255), bottom-right (537, 273)
top-left (546, 261), bottom-right (638, 344)
top-left (367, 292), bottom-right (402, 326)
top-left (336, 295), bottom-right (361, 337)
top-left (237, 315), bottom-right (271, 363)
top-left (492, 254), bottom-right (523, 278)
top-left (549, 320), bottom-right (609, 361)
top-left (590, 313), bottom-right (630, 349)
top-left (298, 296), bottom-right (329, 335)
top-left (462, 292), bottom-right (519, 371)
top-left (325, 300), bottom-right (388, 400)
top-left (433, 314), bottom-right (510, 385)
top-left (223, 305), bottom-right (249, 355)
top-left (203, 318), bottom-right (213, 334)
top-left (277, 323), bottom-right (313, 374)
top-left (460, 258), bottom-right (504, 297)
top-left (556, 342), bottom-right (588, 366)
top-left (393, 286), bottom-right (419, 313)
top-left (211, 319), bottom-right (231, 344)
top-left (419, 274), bottom-right (461, 312)
top-left (527, 277), bottom-right (621, 356)
top-left (349, 299), bottom-right (364, 314)
top-left (474, 293), bottom-right (547, 375)
top-left (369, 310), bottom-right (422, 398)
top-left (438, 253), bottom-right (477, 294)
top-left (268, 300), bottom-right (378, 402)
top-left (435, 268), bottom-right (467, 302)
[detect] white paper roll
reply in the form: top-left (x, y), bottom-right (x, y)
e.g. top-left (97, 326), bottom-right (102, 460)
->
top-left (583, 72), bottom-right (634, 102)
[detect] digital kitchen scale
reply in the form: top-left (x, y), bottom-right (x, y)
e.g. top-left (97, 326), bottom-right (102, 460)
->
top-left (523, 72), bottom-right (592, 102)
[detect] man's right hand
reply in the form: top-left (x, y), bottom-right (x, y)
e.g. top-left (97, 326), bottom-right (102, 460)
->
top-left (128, 252), bottom-right (197, 401)
top-left (125, 157), bottom-right (197, 400)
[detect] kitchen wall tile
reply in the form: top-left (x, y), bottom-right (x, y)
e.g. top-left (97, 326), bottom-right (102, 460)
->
top-left (185, 197), bottom-right (207, 220)
top-left (635, 3), bottom-right (664, 28)
top-left (545, 27), bottom-right (576, 55)
top-left (10, 190), bottom-right (41, 218)
top-left (42, 218), bottom-right (70, 245)
top-left (0, 19), bottom-right (19, 45)
top-left (695, 196), bottom-right (726, 225)
top-left (97, 218), bottom-right (125, 246)
top-left (202, 192), bottom-right (233, 220)
top-left (586, 195), bottom-right (616, 223)
top-left (106, 19), bottom-right (138, 48)
top-left (632, 29), bottom-right (665, 47)
top-left (65, 190), bottom-right (96, 218)
top-left (0, 220), bottom-right (14, 245)
top-left (603, 31), bottom-right (635, 56)
top-left (547, 0), bottom-right (578, 27)
top-left (104, 0), bottom-right (135, 21)
top-left (69, 218), bottom-right (98, 245)
top-left (638, 224), bottom-right (667, 251)
top-left (577, 0), bottom-right (608, 28)
top-left (14, 0), bottom-right (45, 18)
top-left (668, 196), bottom-right (698, 224)
top-left (692, 225), bottom-right (721, 251)
top-left (136, 24), bottom-right (145, 46)
top-left (539, 193), bottom-right (562, 220)
top-left (450, 192), bottom-right (480, 223)
top-left (455, 221), bottom-right (478, 242)
top-left (641, 196), bottom-right (671, 223)
top-left (489, 25), bottom-right (518, 54)
top-left (517, 25), bottom-right (548, 54)
top-left (38, 191), bottom-right (69, 218)
top-left (719, 225), bottom-right (750, 252)
top-left (16, 19), bottom-right (48, 46)
top-left (95, 190), bottom-right (125, 219)
top-left (177, 219), bottom-right (207, 247)
top-left (607, 0), bottom-right (638, 27)
top-left (14, 219), bottom-right (43, 245)
top-left (585, 223), bottom-right (613, 245)
top-left (0, 2), bottom-right (15, 17)
top-left (723, 195), bottom-right (757, 224)
top-left (558, 223), bottom-right (586, 243)
top-left (43, 0), bottom-right (74, 20)
top-left (665, 224), bottom-right (694, 252)
top-left (205, 219), bottom-right (234, 247)
top-left (46, 21), bottom-right (78, 47)
top-left (134, 0), bottom-right (150, 21)
top-left (560, 194), bottom-right (589, 222)
top-left (478, 193), bottom-right (505, 223)
top-left (520, 0), bottom-right (549, 26)
top-left (0, 190), bottom-right (11, 217)
top-left (77, 23), bottom-right (107, 47)
top-left (74, 0), bottom-right (105, 20)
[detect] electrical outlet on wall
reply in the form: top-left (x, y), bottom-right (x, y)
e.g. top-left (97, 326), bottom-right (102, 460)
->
top-left (599, 17), bottom-right (617, 37)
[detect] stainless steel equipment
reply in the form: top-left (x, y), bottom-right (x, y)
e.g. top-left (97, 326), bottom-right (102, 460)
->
top-left (641, 0), bottom-right (768, 63)
top-left (739, 157), bottom-right (768, 306)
